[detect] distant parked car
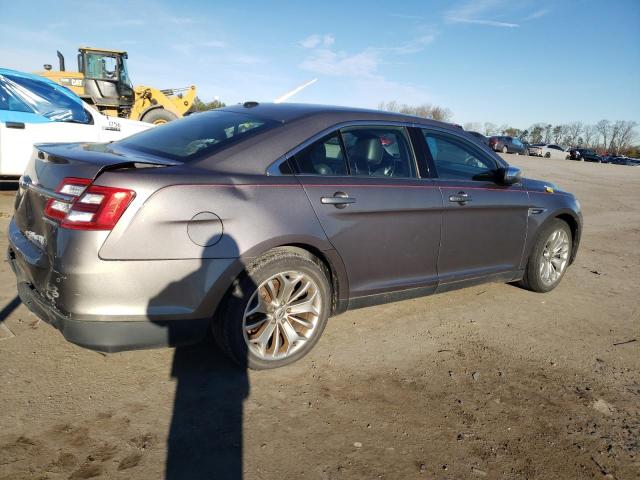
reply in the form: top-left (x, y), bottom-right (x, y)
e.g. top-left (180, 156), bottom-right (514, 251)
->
top-left (568, 148), bottom-right (602, 162)
top-left (529, 144), bottom-right (569, 160)
top-left (0, 68), bottom-right (153, 178)
top-left (466, 131), bottom-right (490, 147)
top-left (488, 136), bottom-right (527, 154)
top-left (610, 156), bottom-right (640, 166)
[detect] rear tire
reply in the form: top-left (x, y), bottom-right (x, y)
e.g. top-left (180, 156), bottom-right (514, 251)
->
top-left (518, 219), bottom-right (572, 293)
top-left (502, 146), bottom-right (508, 154)
top-left (141, 108), bottom-right (178, 125)
top-left (213, 247), bottom-right (331, 370)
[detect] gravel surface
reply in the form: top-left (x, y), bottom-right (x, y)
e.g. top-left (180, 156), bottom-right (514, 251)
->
top-left (0, 155), bottom-right (638, 479)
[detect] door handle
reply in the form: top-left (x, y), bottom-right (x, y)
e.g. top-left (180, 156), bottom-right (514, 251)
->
top-left (6, 122), bottom-right (25, 129)
top-left (321, 191), bottom-right (356, 209)
top-left (449, 192), bottom-right (472, 204)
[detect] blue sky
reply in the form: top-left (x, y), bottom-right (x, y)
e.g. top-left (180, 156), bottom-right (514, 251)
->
top-left (1, 0), bottom-right (638, 128)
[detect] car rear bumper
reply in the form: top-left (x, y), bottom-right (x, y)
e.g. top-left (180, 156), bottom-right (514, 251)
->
top-left (7, 218), bottom-right (242, 352)
top-left (13, 279), bottom-right (209, 352)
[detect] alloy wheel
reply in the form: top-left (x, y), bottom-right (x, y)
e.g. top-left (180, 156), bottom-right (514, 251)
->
top-left (539, 229), bottom-right (570, 285)
top-left (243, 271), bottom-right (322, 361)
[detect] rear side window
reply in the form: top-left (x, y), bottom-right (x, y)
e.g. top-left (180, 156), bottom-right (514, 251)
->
top-left (423, 130), bottom-right (497, 181)
top-left (294, 133), bottom-right (348, 176)
top-left (341, 126), bottom-right (416, 178)
top-left (116, 110), bottom-right (278, 161)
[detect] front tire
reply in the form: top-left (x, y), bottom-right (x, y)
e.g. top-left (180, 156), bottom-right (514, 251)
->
top-left (141, 108), bottom-right (178, 125)
top-left (518, 219), bottom-right (572, 293)
top-left (214, 247), bottom-right (331, 369)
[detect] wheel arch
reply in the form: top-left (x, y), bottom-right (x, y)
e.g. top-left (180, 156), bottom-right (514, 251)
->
top-left (278, 243), bottom-right (348, 315)
top-left (528, 210), bottom-right (581, 266)
top-left (554, 212), bottom-right (580, 264)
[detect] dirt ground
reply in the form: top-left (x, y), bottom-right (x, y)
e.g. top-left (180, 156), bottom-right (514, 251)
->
top-left (0, 155), bottom-right (638, 480)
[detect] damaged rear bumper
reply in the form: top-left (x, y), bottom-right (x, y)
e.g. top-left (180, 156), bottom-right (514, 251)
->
top-left (12, 279), bottom-right (209, 352)
top-left (6, 218), bottom-right (223, 352)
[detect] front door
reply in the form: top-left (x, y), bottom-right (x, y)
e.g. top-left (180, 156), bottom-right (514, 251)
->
top-left (293, 126), bottom-right (443, 300)
top-left (420, 129), bottom-right (529, 285)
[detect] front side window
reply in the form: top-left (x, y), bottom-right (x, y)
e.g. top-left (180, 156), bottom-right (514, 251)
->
top-left (513, 138), bottom-right (523, 146)
top-left (0, 74), bottom-right (89, 123)
top-left (423, 130), bottom-right (497, 181)
top-left (294, 133), bottom-right (348, 176)
top-left (341, 126), bottom-right (415, 178)
top-left (116, 110), bottom-right (277, 161)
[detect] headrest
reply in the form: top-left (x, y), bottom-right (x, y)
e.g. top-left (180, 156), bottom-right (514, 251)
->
top-left (352, 137), bottom-right (384, 165)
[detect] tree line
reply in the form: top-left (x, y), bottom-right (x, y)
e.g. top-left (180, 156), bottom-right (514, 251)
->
top-left (191, 97), bottom-right (639, 157)
top-left (463, 120), bottom-right (638, 156)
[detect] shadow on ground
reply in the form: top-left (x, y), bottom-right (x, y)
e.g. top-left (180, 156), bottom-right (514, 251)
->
top-left (148, 232), bottom-right (250, 479)
top-left (0, 295), bottom-right (20, 323)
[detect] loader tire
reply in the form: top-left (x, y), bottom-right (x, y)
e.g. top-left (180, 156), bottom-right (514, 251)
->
top-left (142, 108), bottom-right (178, 125)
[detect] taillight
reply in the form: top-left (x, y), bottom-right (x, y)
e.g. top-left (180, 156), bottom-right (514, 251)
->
top-left (44, 177), bottom-right (135, 230)
top-left (489, 138), bottom-right (497, 145)
top-left (44, 177), bottom-right (91, 221)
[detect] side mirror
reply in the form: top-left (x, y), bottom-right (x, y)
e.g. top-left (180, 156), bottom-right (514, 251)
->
top-left (499, 166), bottom-right (522, 185)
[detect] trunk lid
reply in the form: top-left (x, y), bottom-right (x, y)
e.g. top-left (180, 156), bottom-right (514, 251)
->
top-left (11, 141), bottom-right (177, 307)
top-left (15, 142), bottom-right (177, 238)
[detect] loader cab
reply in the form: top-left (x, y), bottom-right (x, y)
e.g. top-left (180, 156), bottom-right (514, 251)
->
top-left (77, 48), bottom-right (134, 116)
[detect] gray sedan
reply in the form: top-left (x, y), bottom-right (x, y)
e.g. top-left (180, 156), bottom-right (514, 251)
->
top-left (8, 103), bottom-right (582, 369)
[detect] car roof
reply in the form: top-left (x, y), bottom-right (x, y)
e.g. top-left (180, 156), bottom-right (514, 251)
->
top-left (220, 102), bottom-right (452, 127)
top-left (192, 102), bottom-right (466, 174)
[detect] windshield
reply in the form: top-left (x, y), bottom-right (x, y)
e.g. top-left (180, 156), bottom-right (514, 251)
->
top-left (118, 56), bottom-right (133, 88)
top-left (85, 53), bottom-right (119, 81)
top-left (115, 110), bottom-right (279, 161)
top-left (0, 73), bottom-right (89, 123)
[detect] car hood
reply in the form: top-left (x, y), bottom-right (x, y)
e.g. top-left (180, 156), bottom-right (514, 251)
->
top-left (521, 177), bottom-right (566, 194)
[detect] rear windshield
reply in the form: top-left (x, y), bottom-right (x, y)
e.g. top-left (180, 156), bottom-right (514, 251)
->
top-left (115, 110), bottom-right (279, 161)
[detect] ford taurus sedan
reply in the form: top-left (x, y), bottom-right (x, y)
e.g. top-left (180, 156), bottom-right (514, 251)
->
top-left (8, 103), bottom-right (582, 369)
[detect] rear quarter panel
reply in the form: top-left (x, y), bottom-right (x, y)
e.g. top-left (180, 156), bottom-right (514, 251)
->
top-left (98, 172), bottom-right (334, 261)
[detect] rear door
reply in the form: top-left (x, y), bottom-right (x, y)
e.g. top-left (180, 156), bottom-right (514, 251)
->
top-left (419, 128), bottom-right (529, 286)
top-left (293, 125), bottom-right (442, 300)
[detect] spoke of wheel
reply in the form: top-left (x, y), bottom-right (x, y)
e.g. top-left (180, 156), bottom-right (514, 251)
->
top-left (542, 261), bottom-right (552, 281)
top-left (271, 324), bottom-right (281, 357)
top-left (245, 315), bottom-right (270, 331)
top-left (289, 279), bottom-right (311, 304)
top-left (277, 273), bottom-right (299, 304)
top-left (281, 320), bottom-right (303, 353)
top-left (264, 279), bottom-right (279, 303)
top-left (288, 290), bottom-right (319, 315)
top-left (245, 294), bottom-right (268, 318)
top-left (250, 320), bottom-right (276, 354)
top-left (288, 314), bottom-right (313, 329)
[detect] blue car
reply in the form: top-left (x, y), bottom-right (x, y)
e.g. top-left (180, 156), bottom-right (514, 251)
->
top-left (0, 68), bottom-right (151, 178)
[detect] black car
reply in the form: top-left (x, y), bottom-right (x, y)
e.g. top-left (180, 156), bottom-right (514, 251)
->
top-left (488, 136), bottom-right (527, 155)
top-left (466, 131), bottom-right (490, 147)
top-left (568, 148), bottom-right (601, 162)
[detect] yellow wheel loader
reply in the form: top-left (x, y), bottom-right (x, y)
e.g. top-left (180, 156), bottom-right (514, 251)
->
top-left (38, 48), bottom-right (196, 124)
